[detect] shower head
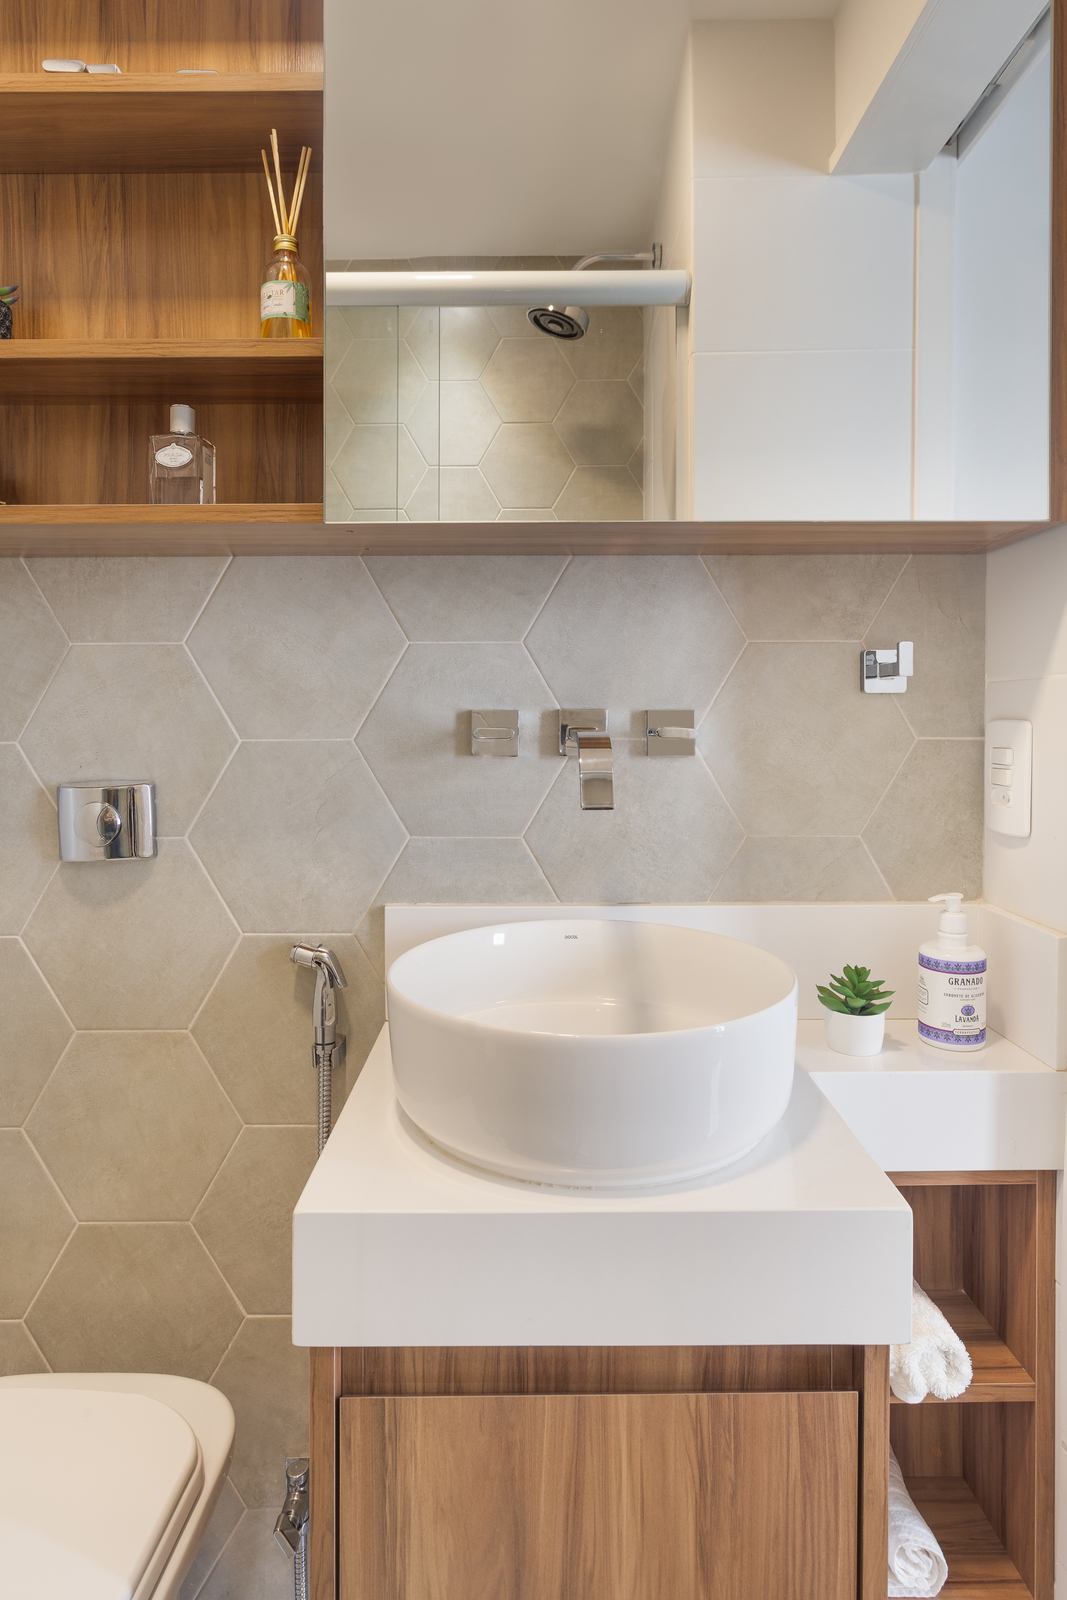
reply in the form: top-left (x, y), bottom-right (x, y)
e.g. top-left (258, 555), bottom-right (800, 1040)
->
top-left (526, 245), bottom-right (662, 339)
top-left (526, 304), bottom-right (589, 340)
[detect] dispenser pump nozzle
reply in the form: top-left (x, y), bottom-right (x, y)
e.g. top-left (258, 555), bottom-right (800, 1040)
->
top-left (929, 892), bottom-right (967, 936)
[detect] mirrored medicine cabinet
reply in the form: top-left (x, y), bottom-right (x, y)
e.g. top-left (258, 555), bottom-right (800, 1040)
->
top-left (321, 0), bottom-right (1065, 553)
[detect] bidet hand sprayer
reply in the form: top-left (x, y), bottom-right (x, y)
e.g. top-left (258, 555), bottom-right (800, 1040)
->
top-left (290, 944), bottom-right (348, 1154)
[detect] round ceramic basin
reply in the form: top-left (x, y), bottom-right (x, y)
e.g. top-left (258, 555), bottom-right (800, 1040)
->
top-left (387, 919), bottom-right (798, 1188)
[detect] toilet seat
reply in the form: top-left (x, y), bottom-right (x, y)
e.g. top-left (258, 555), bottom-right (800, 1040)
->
top-left (0, 1374), bottom-right (235, 1600)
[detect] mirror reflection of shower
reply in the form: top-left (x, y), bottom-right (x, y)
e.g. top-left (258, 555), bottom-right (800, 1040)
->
top-left (527, 246), bottom-right (663, 341)
top-left (323, 249), bottom-right (689, 523)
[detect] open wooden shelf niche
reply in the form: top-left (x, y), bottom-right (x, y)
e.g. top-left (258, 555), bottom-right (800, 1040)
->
top-left (887, 1172), bottom-right (1056, 1600)
top-left (0, 0), bottom-right (324, 512)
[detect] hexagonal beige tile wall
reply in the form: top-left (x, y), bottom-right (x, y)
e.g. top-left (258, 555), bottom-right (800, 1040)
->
top-left (26, 1032), bottom-right (239, 1220)
top-left (526, 556), bottom-right (744, 731)
top-left (0, 1132), bottom-right (74, 1316)
top-left (190, 742), bottom-right (406, 931)
top-left (24, 556), bottom-right (228, 643)
top-left (26, 1224), bottom-right (242, 1379)
top-left (0, 940), bottom-right (71, 1126)
top-left (0, 746), bottom-right (57, 934)
top-left (0, 559), bottom-right (67, 739)
top-left (187, 557), bottom-right (405, 740)
top-left (0, 547), bottom-right (987, 1566)
top-left (23, 841), bottom-right (238, 1029)
top-left (192, 935), bottom-right (383, 1125)
top-left (21, 643), bottom-right (237, 837)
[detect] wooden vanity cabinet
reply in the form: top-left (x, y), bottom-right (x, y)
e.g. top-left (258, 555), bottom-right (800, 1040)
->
top-left (310, 1343), bottom-right (890, 1600)
top-left (307, 1175), bottom-right (1054, 1600)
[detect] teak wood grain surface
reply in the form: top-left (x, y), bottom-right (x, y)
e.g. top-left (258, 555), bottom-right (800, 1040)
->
top-left (339, 1390), bottom-right (858, 1600)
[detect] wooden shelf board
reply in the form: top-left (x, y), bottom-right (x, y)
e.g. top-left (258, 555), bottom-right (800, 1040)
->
top-left (904, 1477), bottom-right (1032, 1597)
top-left (890, 1291), bottom-right (1036, 1405)
top-left (0, 516), bottom-right (1051, 556)
top-left (0, 340), bottom-right (323, 401)
top-left (0, 74), bottom-right (322, 172)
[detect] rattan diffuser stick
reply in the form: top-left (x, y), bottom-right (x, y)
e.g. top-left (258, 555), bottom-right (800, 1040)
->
top-left (260, 133), bottom-right (312, 237)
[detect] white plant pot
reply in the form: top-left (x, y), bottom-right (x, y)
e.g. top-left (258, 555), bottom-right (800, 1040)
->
top-left (823, 1009), bottom-right (885, 1057)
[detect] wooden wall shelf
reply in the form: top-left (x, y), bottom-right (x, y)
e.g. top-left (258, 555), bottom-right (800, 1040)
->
top-left (0, 340), bottom-right (324, 400)
top-left (889, 1172), bottom-right (1055, 1600)
top-left (0, 516), bottom-right (1050, 556)
top-left (890, 1290), bottom-right (1036, 1405)
top-left (905, 1478), bottom-right (1032, 1598)
top-left (0, 74), bottom-right (323, 173)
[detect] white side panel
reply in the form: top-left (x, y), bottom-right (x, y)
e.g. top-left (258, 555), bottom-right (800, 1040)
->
top-left (953, 51), bottom-right (1051, 520)
top-left (690, 174), bottom-right (913, 354)
top-left (692, 349), bottom-right (912, 520)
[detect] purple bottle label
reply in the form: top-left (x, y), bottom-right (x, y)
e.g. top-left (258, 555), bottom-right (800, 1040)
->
top-left (919, 1021), bottom-right (986, 1046)
top-left (918, 954), bottom-right (987, 974)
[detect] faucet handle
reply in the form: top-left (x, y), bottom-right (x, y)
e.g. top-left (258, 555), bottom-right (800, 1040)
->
top-left (559, 709), bottom-right (607, 754)
top-left (290, 943), bottom-right (348, 989)
top-left (645, 711), bottom-right (696, 756)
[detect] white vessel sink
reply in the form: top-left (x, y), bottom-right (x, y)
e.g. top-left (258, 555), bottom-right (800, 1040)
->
top-left (387, 919), bottom-right (798, 1188)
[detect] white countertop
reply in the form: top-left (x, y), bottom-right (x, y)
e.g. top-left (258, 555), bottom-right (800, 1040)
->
top-left (804, 1019), bottom-right (1066, 1172)
top-left (293, 1024), bottom-right (913, 1349)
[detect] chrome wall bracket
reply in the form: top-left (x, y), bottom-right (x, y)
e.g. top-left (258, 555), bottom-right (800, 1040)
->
top-left (861, 642), bottom-right (914, 694)
top-left (645, 711), bottom-right (695, 755)
top-left (470, 710), bottom-right (519, 756)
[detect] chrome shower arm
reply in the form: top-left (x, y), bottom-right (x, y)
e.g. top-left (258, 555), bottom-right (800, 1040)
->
top-left (573, 245), bottom-right (662, 271)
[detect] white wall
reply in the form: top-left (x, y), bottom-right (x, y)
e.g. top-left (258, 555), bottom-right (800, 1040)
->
top-left (953, 50), bottom-right (1051, 522)
top-left (686, 21), bottom-right (914, 521)
top-left (986, 526), bottom-right (1067, 936)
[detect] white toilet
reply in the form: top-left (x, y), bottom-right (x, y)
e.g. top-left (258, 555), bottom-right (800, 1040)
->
top-left (0, 1371), bottom-right (235, 1600)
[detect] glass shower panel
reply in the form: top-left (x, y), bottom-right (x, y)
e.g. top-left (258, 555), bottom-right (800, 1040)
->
top-left (325, 298), bottom-right (649, 521)
top-left (325, 305), bottom-right (441, 522)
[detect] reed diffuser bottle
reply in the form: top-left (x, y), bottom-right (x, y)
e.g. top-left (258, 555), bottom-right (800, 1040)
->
top-left (260, 129), bottom-right (313, 338)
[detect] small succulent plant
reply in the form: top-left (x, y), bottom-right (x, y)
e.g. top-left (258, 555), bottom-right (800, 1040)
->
top-left (0, 285), bottom-right (18, 341)
top-left (817, 965), bottom-right (894, 1017)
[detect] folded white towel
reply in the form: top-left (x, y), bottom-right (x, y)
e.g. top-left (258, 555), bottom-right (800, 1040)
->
top-left (887, 1447), bottom-right (949, 1596)
top-left (890, 1280), bottom-right (973, 1404)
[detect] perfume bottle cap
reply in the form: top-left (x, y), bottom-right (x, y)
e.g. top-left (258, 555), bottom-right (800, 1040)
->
top-left (169, 403), bottom-right (196, 434)
top-left (273, 234), bottom-right (299, 252)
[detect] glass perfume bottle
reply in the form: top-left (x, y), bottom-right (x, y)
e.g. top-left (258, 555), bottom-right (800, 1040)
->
top-left (149, 404), bottom-right (216, 504)
top-left (260, 233), bottom-right (312, 338)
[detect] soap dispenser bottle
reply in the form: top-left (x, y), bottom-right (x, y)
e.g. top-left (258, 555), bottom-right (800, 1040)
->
top-left (918, 893), bottom-right (986, 1050)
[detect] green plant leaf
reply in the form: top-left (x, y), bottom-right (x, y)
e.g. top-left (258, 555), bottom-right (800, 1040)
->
top-left (864, 1001), bottom-right (892, 1015)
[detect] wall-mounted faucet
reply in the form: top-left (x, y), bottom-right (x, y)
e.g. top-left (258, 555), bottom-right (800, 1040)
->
top-left (559, 710), bottom-right (614, 810)
top-left (290, 943), bottom-right (347, 1153)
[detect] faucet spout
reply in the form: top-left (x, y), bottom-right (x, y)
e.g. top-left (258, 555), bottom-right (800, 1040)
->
top-left (576, 730), bottom-right (614, 810)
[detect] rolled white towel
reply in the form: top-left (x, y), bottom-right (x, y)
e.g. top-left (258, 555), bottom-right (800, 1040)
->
top-left (888, 1447), bottom-right (949, 1596)
top-left (890, 1280), bottom-right (973, 1404)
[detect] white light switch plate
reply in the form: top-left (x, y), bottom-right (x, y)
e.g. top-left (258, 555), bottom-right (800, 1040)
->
top-left (985, 718), bottom-right (1032, 838)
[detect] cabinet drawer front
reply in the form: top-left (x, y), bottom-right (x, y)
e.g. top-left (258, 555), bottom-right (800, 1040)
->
top-left (340, 1389), bottom-right (858, 1600)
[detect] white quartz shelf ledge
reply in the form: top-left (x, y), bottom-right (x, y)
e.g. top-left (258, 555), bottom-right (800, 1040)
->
top-left (293, 1024), bottom-right (911, 1350)
top-left (804, 1019), bottom-right (1066, 1173)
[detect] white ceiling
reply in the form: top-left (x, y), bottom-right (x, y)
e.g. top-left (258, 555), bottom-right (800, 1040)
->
top-left (324, 0), bottom-right (839, 260)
